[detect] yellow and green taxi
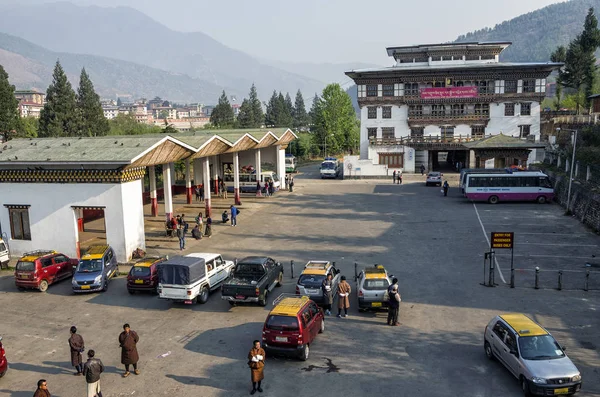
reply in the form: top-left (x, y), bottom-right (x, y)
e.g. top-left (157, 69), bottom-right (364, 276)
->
top-left (127, 256), bottom-right (167, 294)
top-left (295, 261), bottom-right (340, 305)
top-left (72, 245), bottom-right (118, 293)
top-left (356, 264), bottom-right (393, 310)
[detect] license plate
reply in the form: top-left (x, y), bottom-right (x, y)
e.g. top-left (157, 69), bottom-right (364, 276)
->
top-left (19, 274), bottom-right (29, 279)
top-left (235, 295), bottom-right (245, 299)
top-left (135, 280), bottom-right (144, 284)
top-left (275, 336), bottom-right (288, 342)
top-left (184, 300), bottom-right (193, 304)
top-left (80, 285), bottom-right (90, 290)
top-left (371, 302), bottom-right (382, 307)
top-left (307, 289), bottom-right (320, 294)
top-left (554, 388), bottom-right (570, 395)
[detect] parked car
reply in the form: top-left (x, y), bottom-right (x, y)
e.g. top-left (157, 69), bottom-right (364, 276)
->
top-left (14, 250), bottom-right (78, 292)
top-left (0, 336), bottom-right (7, 378)
top-left (262, 294), bottom-right (324, 361)
top-left (0, 239), bottom-right (9, 269)
top-left (127, 256), bottom-right (167, 294)
top-left (158, 253), bottom-right (234, 304)
top-left (355, 264), bottom-right (392, 311)
top-left (296, 261), bottom-right (340, 305)
top-left (426, 172), bottom-right (443, 186)
top-left (72, 245), bottom-right (118, 293)
top-left (221, 256), bottom-right (284, 306)
top-left (484, 313), bottom-right (582, 396)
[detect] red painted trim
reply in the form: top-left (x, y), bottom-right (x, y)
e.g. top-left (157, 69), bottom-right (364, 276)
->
top-left (75, 241), bottom-right (81, 259)
top-left (234, 188), bottom-right (241, 205)
top-left (214, 179), bottom-right (219, 195)
top-left (77, 218), bottom-right (84, 232)
top-left (205, 199), bottom-right (212, 218)
top-left (151, 198), bottom-right (158, 217)
top-left (186, 187), bottom-right (193, 204)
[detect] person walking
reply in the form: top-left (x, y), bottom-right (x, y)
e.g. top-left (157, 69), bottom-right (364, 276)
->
top-left (337, 276), bottom-right (351, 318)
top-left (420, 164), bottom-right (425, 175)
top-left (195, 187), bottom-right (201, 202)
top-left (443, 180), bottom-right (449, 197)
top-left (289, 177), bottom-right (294, 192)
top-left (264, 179), bottom-right (270, 197)
top-left (256, 180), bottom-right (262, 197)
top-left (284, 175), bottom-right (289, 190)
top-left (200, 185), bottom-right (205, 202)
top-left (68, 326), bottom-right (85, 376)
top-left (176, 223), bottom-right (186, 251)
top-left (322, 273), bottom-right (334, 316)
top-left (397, 171), bottom-right (402, 185)
top-left (83, 349), bottom-right (104, 397)
top-left (387, 285), bottom-right (401, 326)
top-left (118, 323), bottom-right (140, 377)
top-left (248, 340), bottom-right (266, 395)
top-left (230, 204), bottom-right (238, 227)
top-left (204, 214), bottom-right (212, 238)
top-left (392, 170), bottom-right (397, 184)
top-left (33, 379), bottom-right (51, 397)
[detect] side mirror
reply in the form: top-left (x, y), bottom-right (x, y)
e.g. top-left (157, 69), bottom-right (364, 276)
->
top-left (562, 346), bottom-right (567, 351)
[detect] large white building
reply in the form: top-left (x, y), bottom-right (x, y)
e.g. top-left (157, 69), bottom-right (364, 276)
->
top-left (344, 42), bottom-right (560, 175)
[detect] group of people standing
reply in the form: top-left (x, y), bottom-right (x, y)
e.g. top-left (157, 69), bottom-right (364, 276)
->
top-left (321, 274), bottom-right (352, 318)
top-left (392, 170), bottom-right (403, 184)
top-left (35, 324), bottom-right (140, 397)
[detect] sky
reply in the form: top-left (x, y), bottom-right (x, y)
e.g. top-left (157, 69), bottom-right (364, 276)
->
top-left (15, 0), bottom-right (566, 65)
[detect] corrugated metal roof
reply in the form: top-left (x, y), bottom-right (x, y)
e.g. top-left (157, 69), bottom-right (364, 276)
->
top-left (463, 133), bottom-right (546, 149)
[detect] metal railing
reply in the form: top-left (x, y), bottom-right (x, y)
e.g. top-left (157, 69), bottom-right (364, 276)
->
top-left (512, 267), bottom-right (600, 291)
top-left (369, 134), bottom-right (494, 146)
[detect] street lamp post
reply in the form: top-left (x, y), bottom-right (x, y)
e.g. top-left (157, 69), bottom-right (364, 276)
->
top-left (557, 128), bottom-right (578, 214)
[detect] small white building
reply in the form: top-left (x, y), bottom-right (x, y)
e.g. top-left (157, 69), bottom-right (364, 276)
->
top-left (344, 42), bottom-right (561, 176)
top-left (102, 105), bottom-right (119, 120)
top-left (0, 129), bottom-right (296, 262)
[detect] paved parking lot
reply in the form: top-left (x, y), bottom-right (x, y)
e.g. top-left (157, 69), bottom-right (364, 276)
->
top-left (0, 166), bottom-right (599, 397)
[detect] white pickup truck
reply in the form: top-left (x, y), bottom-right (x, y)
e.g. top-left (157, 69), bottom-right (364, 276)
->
top-left (0, 239), bottom-right (9, 270)
top-left (157, 253), bottom-right (234, 304)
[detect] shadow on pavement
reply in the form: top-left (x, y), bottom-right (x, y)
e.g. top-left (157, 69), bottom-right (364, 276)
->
top-left (184, 322), bottom-right (264, 360)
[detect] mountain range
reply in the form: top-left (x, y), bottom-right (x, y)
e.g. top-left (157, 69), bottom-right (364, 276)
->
top-left (1, 0), bottom-right (599, 104)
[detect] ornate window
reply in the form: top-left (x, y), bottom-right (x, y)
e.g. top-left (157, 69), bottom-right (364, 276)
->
top-left (451, 104), bottom-right (465, 115)
top-left (366, 85), bottom-right (378, 97)
top-left (505, 103), bottom-right (515, 116)
top-left (474, 104), bottom-right (489, 115)
top-left (404, 83), bottom-right (419, 96)
top-left (6, 205), bottom-right (31, 240)
top-left (379, 153), bottom-right (404, 168)
top-left (381, 127), bottom-right (395, 139)
top-left (505, 80), bottom-right (518, 93)
top-left (432, 105), bottom-right (445, 117)
top-left (382, 106), bottom-right (392, 119)
top-left (441, 126), bottom-right (454, 139)
top-left (476, 80), bottom-right (494, 94)
top-left (382, 84), bottom-right (394, 97)
top-left (367, 106), bottom-right (377, 119)
top-left (471, 125), bottom-right (485, 139)
top-left (409, 105), bottom-right (423, 116)
top-left (520, 102), bottom-right (531, 116)
top-left (519, 125), bottom-right (531, 137)
top-left (411, 127), bottom-right (424, 138)
top-left (367, 128), bottom-right (377, 139)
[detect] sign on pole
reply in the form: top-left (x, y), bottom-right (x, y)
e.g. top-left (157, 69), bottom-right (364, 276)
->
top-left (491, 232), bottom-right (515, 288)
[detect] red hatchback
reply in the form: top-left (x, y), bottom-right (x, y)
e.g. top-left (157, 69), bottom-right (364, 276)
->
top-left (127, 257), bottom-right (166, 294)
top-left (15, 250), bottom-right (78, 292)
top-left (262, 295), bottom-right (324, 361)
top-left (0, 336), bottom-right (7, 378)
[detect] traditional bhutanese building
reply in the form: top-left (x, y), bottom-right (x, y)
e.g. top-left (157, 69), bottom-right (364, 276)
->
top-left (344, 42), bottom-right (561, 176)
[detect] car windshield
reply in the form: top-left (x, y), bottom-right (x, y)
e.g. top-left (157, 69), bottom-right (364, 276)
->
top-left (130, 266), bottom-right (151, 277)
top-left (298, 274), bottom-right (325, 288)
top-left (364, 279), bottom-right (390, 290)
top-left (518, 335), bottom-right (565, 360)
top-left (16, 261), bottom-right (35, 271)
top-left (322, 162), bottom-right (336, 170)
top-left (429, 173), bottom-right (441, 178)
top-left (77, 259), bottom-right (103, 273)
top-left (266, 315), bottom-right (299, 331)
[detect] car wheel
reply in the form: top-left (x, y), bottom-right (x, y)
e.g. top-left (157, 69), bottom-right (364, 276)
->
top-left (521, 376), bottom-right (531, 397)
top-left (38, 280), bottom-right (49, 292)
top-left (128, 289), bottom-right (135, 295)
top-left (276, 272), bottom-right (283, 287)
top-left (300, 344), bottom-right (310, 361)
top-left (102, 279), bottom-right (108, 292)
top-left (259, 291), bottom-right (268, 307)
top-left (0, 368), bottom-right (6, 378)
top-left (536, 196), bottom-right (547, 204)
top-left (484, 341), bottom-right (494, 360)
top-left (319, 319), bottom-right (325, 334)
top-left (488, 195), bottom-right (499, 204)
top-left (198, 287), bottom-right (209, 304)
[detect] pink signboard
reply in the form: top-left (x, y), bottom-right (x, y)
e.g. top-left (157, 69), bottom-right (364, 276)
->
top-left (420, 86), bottom-right (479, 99)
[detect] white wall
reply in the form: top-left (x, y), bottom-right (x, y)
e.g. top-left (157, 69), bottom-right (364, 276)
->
top-left (343, 155), bottom-right (389, 177)
top-left (277, 147), bottom-right (286, 182)
top-left (360, 105), bottom-right (410, 159)
top-left (367, 145), bottom-right (415, 173)
top-left (487, 101), bottom-right (541, 137)
top-left (0, 181), bottom-right (144, 262)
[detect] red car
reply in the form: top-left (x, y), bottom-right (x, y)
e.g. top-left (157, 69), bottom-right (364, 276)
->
top-left (127, 257), bottom-right (166, 294)
top-left (15, 250), bottom-right (78, 292)
top-left (0, 336), bottom-right (7, 378)
top-left (262, 295), bottom-right (325, 361)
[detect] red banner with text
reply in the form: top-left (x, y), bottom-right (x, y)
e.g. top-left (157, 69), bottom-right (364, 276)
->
top-left (420, 86), bottom-right (479, 99)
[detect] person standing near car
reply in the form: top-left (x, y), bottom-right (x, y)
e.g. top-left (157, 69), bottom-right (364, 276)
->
top-left (443, 180), bottom-right (449, 197)
top-left (337, 276), bottom-right (351, 318)
top-left (119, 323), bottom-right (140, 377)
top-left (322, 273), bottom-right (334, 316)
top-left (392, 170), bottom-right (397, 184)
top-left (83, 349), bottom-right (104, 397)
top-left (69, 326), bottom-right (85, 376)
top-left (387, 285), bottom-right (401, 326)
top-left (248, 340), bottom-right (265, 395)
top-left (289, 177), bottom-right (294, 192)
top-left (33, 379), bottom-right (51, 397)
top-left (420, 164), bottom-right (425, 175)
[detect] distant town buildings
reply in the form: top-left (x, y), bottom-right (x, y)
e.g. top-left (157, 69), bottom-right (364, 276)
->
top-left (14, 90), bottom-right (45, 118)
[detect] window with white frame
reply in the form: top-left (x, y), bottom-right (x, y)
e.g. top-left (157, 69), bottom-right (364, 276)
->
top-left (358, 85), bottom-right (366, 97)
top-left (382, 84), bottom-right (394, 97)
top-left (366, 85), bottom-right (378, 97)
top-left (505, 103), bottom-right (515, 116)
top-left (367, 107), bottom-right (377, 119)
top-left (367, 128), bottom-right (377, 139)
top-left (382, 106), bottom-right (392, 119)
top-left (520, 102), bottom-right (531, 116)
top-left (381, 127), bottom-right (395, 139)
top-left (522, 79), bottom-right (536, 93)
top-left (404, 83), bottom-right (419, 96)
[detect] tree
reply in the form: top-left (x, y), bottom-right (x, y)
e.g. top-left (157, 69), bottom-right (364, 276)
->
top-left (210, 90), bottom-right (234, 128)
top-left (265, 91), bottom-right (279, 127)
top-left (236, 98), bottom-right (254, 128)
top-left (0, 65), bottom-right (19, 139)
top-left (550, 46), bottom-right (566, 110)
top-left (39, 60), bottom-right (80, 137)
top-left (311, 83), bottom-right (358, 155)
top-left (108, 113), bottom-right (161, 135)
top-left (248, 84), bottom-right (264, 128)
top-left (77, 68), bottom-right (109, 137)
top-left (309, 93), bottom-right (323, 128)
top-left (15, 117), bottom-right (38, 138)
top-left (276, 92), bottom-right (293, 127)
top-left (293, 90), bottom-right (309, 128)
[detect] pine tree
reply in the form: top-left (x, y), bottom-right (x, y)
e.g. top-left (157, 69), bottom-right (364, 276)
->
top-left (39, 60), bottom-right (80, 137)
top-left (77, 68), bottom-right (109, 136)
top-left (265, 91), bottom-right (279, 127)
top-left (248, 84), bottom-right (264, 128)
top-left (293, 90), bottom-right (309, 128)
top-left (237, 98), bottom-right (254, 128)
top-left (209, 90), bottom-right (234, 128)
top-left (277, 92), bottom-right (292, 127)
top-left (0, 65), bottom-right (20, 139)
top-left (551, 46), bottom-right (566, 110)
top-left (311, 84), bottom-right (358, 154)
top-left (309, 93), bottom-right (322, 126)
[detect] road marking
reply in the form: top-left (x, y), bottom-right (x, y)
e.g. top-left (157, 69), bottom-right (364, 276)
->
top-left (495, 254), bottom-right (597, 259)
top-left (519, 232), bottom-right (592, 236)
top-left (482, 223), bottom-right (572, 227)
top-left (473, 203), bottom-right (506, 284)
top-left (516, 243), bottom-right (598, 247)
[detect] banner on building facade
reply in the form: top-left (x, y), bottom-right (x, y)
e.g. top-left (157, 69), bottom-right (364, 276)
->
top-left (420, 86), bottom-right (478, 99)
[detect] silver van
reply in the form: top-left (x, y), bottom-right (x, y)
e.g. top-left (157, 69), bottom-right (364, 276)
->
top-left (484, 313), bottom-right (582, 396)
top-left (296, 261), bottom-right (340, 305)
